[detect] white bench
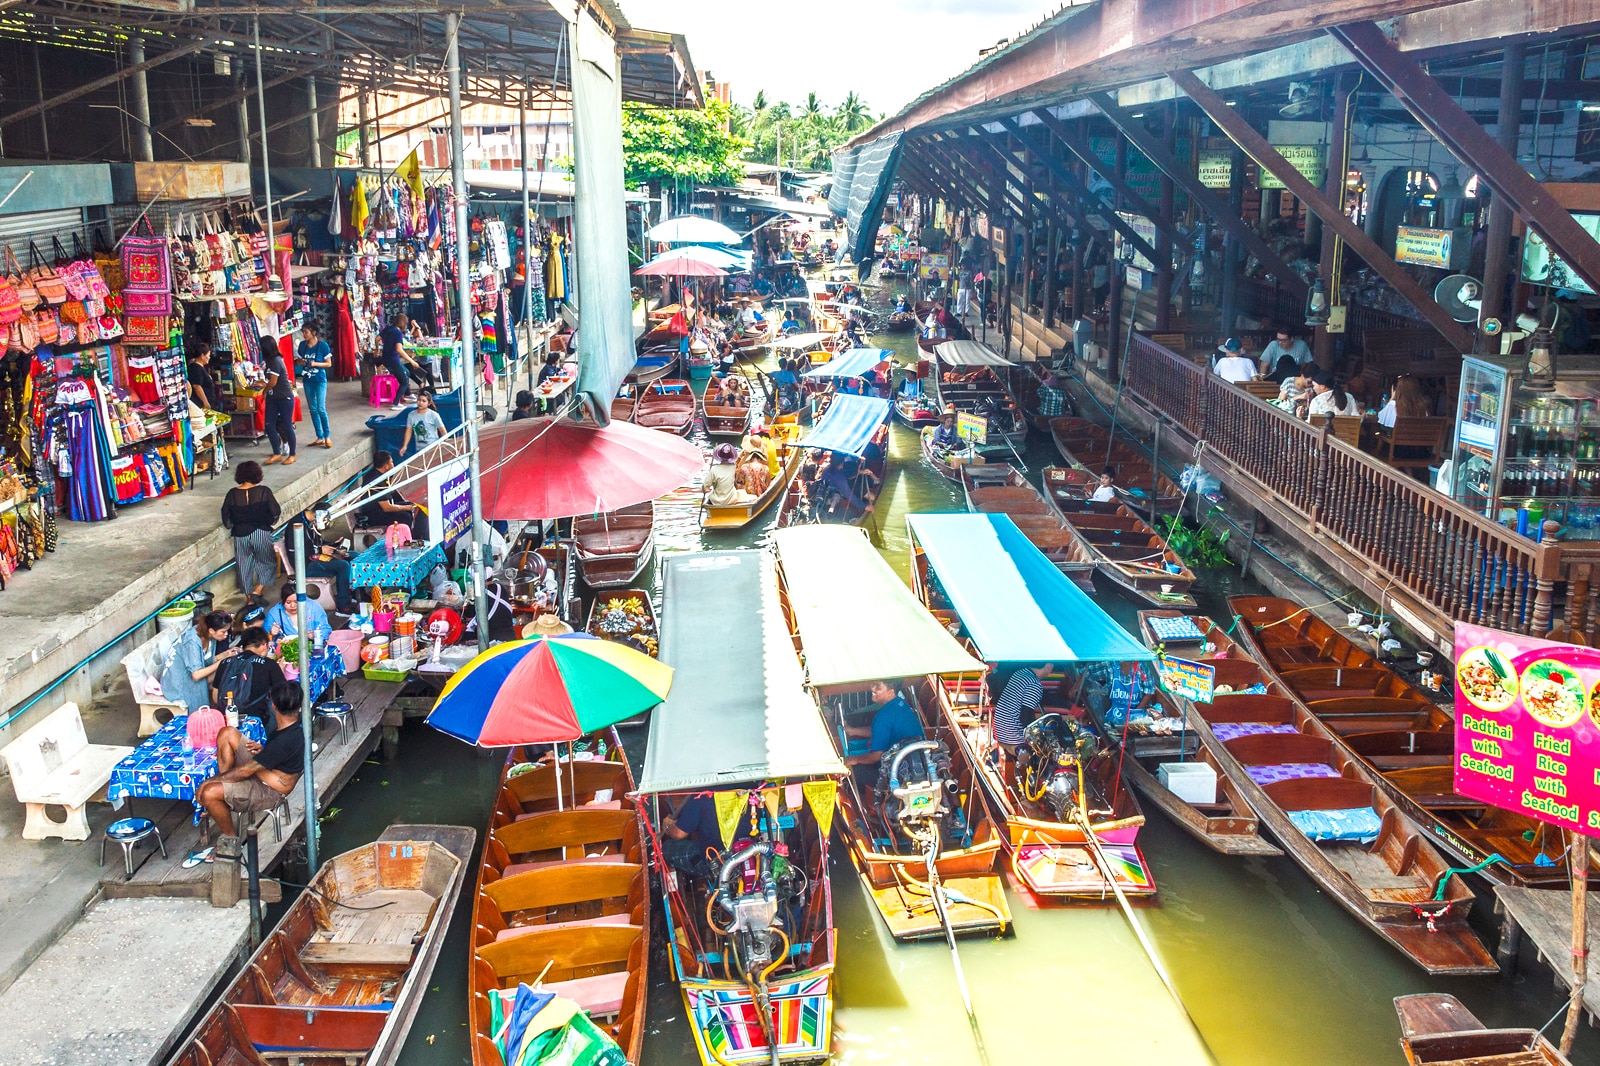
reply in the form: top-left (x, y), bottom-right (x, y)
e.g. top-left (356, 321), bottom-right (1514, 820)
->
top-left (121, 626), bottom-right (187, 737)
top-left (1, 703), bottom-right (133, 841)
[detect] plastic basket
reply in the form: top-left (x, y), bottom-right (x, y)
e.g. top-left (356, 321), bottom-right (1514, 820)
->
top-left (362, 663), bottom-right (412, 683)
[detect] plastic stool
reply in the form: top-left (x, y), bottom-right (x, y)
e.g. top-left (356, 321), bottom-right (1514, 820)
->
top-left (101, 817), bottom-right (166, 881)
top-left (370, 372), bottom-right (400, 407)
top-left (316, 700), bottom-right (354, 746)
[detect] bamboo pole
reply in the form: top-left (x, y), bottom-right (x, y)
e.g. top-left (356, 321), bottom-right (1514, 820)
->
top-left (1562, 834), bottom-right (1590, 1054)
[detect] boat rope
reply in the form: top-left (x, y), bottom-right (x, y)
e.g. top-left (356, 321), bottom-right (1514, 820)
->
top-left (634, 795), bottom-right (710, 962)
top-left (1431, 853), bottom-right (1511, 901)
top-left (273, 879), bottom-right (397, 912)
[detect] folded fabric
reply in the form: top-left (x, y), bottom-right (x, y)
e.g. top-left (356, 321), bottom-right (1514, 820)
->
top-left (1287, 806), bottom-right (1383, 844)
top-left (1210, 722), bottom-right (1297, 741)
top-left (1247, 762), bottom-right (1341, 785)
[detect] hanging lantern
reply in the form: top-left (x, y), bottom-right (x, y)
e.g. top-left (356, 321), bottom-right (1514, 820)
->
top-left (1304, 277), bottom-right (1329, 327)
top-left (1524, 327), bottom-right (1557, 390)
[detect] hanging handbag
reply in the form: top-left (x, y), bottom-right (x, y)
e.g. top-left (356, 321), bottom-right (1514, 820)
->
top-left (121, 218), bottom-right (173, 316)
top-left (57, 299), bottom-right (87, 325)
top-left (0, 271), bottom-right (21, 327)
top-left (123, 315), bottom-right (167, 345)
top-left (6, 248), bottom-right (38, 312)
top-left (27, 242), bottom-right (66, 306)
top-left (13, 313), bottom-right (38, 353)
top-left (51, 239), bottom-right (89, 300)
top-left (34, 307), bottom-right (58, 346)
top-left (97, 314), bottom-right (123, 340)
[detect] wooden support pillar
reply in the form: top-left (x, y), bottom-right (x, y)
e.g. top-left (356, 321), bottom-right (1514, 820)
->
top-left (1315, 74), bottom-right (1356, 368)
top-left (1020, 208), bottom-right (1033, 315)
top-left (1156, 104), bottom-right (1176, 331)
top-left (1220, 144), bottom-right (1246, 337)
top-left (1072, 230), bottom-right (1085, 327)
top-left (1479, 43), bottom-right (1525, 328)
top-left (1044, 224), bottom-right (1059, 328)
top-left (1108, 135), bottom-right (1128, 370)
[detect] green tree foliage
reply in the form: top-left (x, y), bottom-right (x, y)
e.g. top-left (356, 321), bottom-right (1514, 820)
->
top-left (738, 92), bottom-right (880, 170)
top-left (621, 99), bottom-right (746, 188)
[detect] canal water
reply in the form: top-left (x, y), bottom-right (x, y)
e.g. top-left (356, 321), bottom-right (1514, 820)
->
top-left (304, 322), bottom-right (1597, 1065)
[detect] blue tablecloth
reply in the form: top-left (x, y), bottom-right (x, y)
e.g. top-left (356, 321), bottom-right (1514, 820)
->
top-left (349, 541), bottom-right (447, 591)
top-left (292, 646), bottom-right (346, 704)
top-left (108, 715), bottom-right (269, 821)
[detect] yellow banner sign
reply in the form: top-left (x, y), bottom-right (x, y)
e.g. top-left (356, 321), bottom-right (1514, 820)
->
top-left (1395, 226), bottom-right (1454, 269)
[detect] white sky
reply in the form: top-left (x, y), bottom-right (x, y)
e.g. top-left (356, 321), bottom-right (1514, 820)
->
top-left (623, 0), bottom-right (1050, 117)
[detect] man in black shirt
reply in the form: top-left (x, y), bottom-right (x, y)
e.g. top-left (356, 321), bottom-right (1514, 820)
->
top-left (354, 450), bottom-right (419, 536)
top-left (212, 627), bottom-right (286, 735)
top-left (199, 682), bottom-right (306, 837)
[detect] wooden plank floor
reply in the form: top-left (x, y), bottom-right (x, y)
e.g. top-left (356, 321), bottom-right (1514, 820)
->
top-left (1496, 886), bottom-right (1600, 1024)
top-left (101, 678), bottom-right (404, 898)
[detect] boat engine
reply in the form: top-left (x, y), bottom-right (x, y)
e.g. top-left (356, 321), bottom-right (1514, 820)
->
top-left (1021, 713), bottom-right (1100, 823)
top-left (877, 739), bottom-right (958, 851)
top-left (714, 842), bottom-right (787, 975)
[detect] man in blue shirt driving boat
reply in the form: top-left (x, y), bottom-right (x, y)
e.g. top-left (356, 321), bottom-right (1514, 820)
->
top-left (844, 680), bottom-right (923, 787)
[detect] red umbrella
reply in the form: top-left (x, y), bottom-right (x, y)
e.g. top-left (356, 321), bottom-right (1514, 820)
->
top-left (407, 416), bottom-right (704, 519)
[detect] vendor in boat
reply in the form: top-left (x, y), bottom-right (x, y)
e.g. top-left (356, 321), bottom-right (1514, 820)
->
top-left (816, 454), bottom-right (874, 518)
top-left (930, 411), bottom-right (961, 452)
top-left (993, 663), bottom-right (1054, 775)
top-left (198, 681), bottom-right (306, 842)
top-left (704, 443), bottom-right (753, 507)
top-left (1090, 467), bottom-right (1119, 504)
top-left (843, 680), bottom-right (924, 786)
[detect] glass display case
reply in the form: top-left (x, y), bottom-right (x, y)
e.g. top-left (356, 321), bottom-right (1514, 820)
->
top-left (1451, 354), bottom-right (1600, 541)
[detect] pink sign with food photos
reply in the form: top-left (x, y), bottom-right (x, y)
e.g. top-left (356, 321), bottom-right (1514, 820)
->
top-left (1454, 622), bottom-right (1600, 833)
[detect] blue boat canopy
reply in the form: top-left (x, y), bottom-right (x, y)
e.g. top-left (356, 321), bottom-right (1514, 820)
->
top-left (797, 395), bottom-right (890, 457)
top-left (804, 347), bottom-right (890, 380)
top-left (907, 512), bottom-right (1155, 664)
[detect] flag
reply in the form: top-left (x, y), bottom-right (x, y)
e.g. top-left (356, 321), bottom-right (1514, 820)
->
top-left (350, 178), bottom-right (369, 235)
top-left (326, 176), bottom-right (343, 236)
top-left (395, 147), bottom-right (426, 203)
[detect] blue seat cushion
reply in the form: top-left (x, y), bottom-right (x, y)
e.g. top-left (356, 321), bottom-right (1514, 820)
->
top-left (1286, 807), bottom-right (1383, 844)
top-left (108, 818), bottom-right (155, 838)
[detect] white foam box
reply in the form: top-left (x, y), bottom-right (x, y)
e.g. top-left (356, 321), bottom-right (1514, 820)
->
top-left (1158, 761), bottom-right (1217, 805)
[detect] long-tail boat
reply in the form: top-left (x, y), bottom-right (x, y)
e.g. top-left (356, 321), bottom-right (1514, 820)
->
top-left (629, 379), bottom-right (696, 435)
top-left (1150, 608), bottom-right (1496, 974)
top-left (773, 526), bottom-right (1011, 941)
top-left (1042, 467), bottom-right (1197, 608)
top-left (1395, 993), bottom-right (1572, 1065)
top-left (169, 824), bottom-right (474, 1066)
top-left (929, 340), bottom-right (1027, 454)
top-left (960, 464), bottom-right (1096, 591)
top-left (1048, 416), bottom-right (1183, 515)
top-left (1229, 595), bottom-right (1573, 890)
top-left (776, 395), bottom-right (890, 529)
top-left (1125, 611), bottom-right (1282, 856)
top-left (906, 512), bottom-right (1159, 903)
top-left (702, 387), bottom-right (754, 438)
top-left (701, 423), bottom-right (805, 531)
top-left (570, 503), bottom-right (654, 590)
top-left (469, 740), bottom-right (648, 1066)
top-left (637, 551), bottom-right (843, 1065)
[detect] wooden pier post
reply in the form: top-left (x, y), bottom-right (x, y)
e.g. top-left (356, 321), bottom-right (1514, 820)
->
top-left (1563, 834), bottom-right (1590, 1055)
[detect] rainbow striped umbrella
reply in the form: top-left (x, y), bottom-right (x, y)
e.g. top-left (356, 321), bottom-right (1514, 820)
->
top-left (426, 634), bottom-right (673, 747)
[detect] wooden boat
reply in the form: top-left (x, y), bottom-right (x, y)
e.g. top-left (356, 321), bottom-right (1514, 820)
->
top-left (1048, 417), bottom-right (1184, 515)
top-left (701, 387), bottom-right (754, 438)
top-left (1230, 595), bottom-right (1572, 890)
top-left (639, 551), bottom-right (841, 1066)
top-left (628, 379), bottom-right (695, 434)
top-left (170, 824), bottom-right (474, 1066)
top-left (960, 464), bottom-right (1096, 591)
top-left (470, 741), bottom-right (647, 1066)
top-left (776, 400), bottom-right (889, 529)
top-left (772, 525), bottom-right (1010, 941)
top-left (1148, 610), bottom-right (1496, 974)
top-left (1120, 610), bottom-right (1282, 856)
top-left (627, 350), bottom-right (680, 384)
top-left (905, 520), bottom-right (1158, 903)
top-left (915, 313), bottom-right (971, 354)
top-left (1395, 993), bottom-right (1571, 1065)
top-left (918, 423), bottom-right (975, 483)
top-left (885, 310), bottom-right (917, 332)
top-left (570, 503), bottom-right (654, 590)
top-left (732, 318), bottom-right (777, 353)
top-left (702, 423), bottom-right (805, 531)
top-left (773, 331), bottom-right (837, 367)
top-left (930, 367), bottom-right (1027, 453)
top-left (585, 588), bottom-right (659, 658)
top-left (1042, 467), bottom-right (1198, 608)
top-left (892, 385), bottom-right (942, 429)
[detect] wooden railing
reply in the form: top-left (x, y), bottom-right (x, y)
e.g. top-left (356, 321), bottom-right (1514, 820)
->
top-left (1123, 333), bottom-right (1566, 638)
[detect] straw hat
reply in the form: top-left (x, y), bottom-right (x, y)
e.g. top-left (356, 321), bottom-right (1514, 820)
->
top-left (523, 612), bottom-right (573, 639)
top-left (689, 340), bottom-right (709, 354)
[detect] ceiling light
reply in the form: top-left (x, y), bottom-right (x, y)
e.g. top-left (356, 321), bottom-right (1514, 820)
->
top-left (185, 118), bottom-right (215, 128)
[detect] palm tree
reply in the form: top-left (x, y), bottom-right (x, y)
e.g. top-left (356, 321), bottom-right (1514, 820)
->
top-left (836, 91), bottom-right (869, 133)
top-left (752, 89), bottom-right (767, 113)
top-left (803, 93), bottom-right (822, 121)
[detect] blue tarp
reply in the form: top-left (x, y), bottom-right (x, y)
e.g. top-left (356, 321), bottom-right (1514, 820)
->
top-left (907, 513), bottom-right (1155, 664)
top-left (805, 348), bottom-right (890, 380)
top-left (798, 395), bottom-right (890, 457)
top-left (829, 131), bottom-right (904, 270)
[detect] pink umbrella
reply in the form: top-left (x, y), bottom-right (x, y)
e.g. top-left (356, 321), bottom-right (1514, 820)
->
top-left (405, 416), bottom-right (704, 519)
top-left (634, 257), bottom-right (727, 278)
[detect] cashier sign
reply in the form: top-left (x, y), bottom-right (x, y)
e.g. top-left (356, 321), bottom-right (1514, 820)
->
top-left (1158, 655), bottom-right (1214, 703)
top-left (1454, 622), bottom-right (1600, 833)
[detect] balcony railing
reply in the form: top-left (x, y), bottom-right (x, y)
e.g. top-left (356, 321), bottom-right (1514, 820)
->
top-left (1122, 333), bottom-right (1564, 638)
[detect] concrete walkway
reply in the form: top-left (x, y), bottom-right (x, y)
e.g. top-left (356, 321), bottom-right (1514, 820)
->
top-left (0, 897), bottom-right (248, 1066)
top-left (0, 380), bottom-right (381, 727)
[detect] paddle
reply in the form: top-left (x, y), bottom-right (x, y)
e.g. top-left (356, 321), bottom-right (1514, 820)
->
top-left (922, 835), bottom-right (991, 1066)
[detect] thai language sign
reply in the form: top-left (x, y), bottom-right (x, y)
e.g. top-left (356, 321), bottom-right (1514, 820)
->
top-left (1157, 655), bottom-right (1215, 704)
top-left (1395, 226), bottom-right (1454, 269)
top-left (1454, 622), bottom-right (1600, 832)
top-left (426, 457), bottom-right (472, 546)
top-left (1257, 145), bottom-right (1326, 190)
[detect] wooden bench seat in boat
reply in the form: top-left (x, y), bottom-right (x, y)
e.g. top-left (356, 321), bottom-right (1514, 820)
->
top-left (1207, 693), bottom-right (1296, 721)
top-left (504, 853), bottom-right (629, 878)
top-left (299, 941), bottom-right (416, 969)
top-left (575, 527), bottom-right (650, 555)
top-left (498, 759), bottom-right (631, 816)
top-left (1306, 697), bottom-right (1440, 735)
top-left (231, 1003), bottom-right (389, 1059)
top-left (515, 799), bottom-right (623, 818)
top-left (540, 970), bottom-right (630, 1015)
top-left (1273, 666), bottom-right (1401, 702)
top-left (969, 487), bottom-right (1051, 510)
top-left (494, 911), bottom-right (635, 941)
top-left (476, 923), bottom-right (643, 1015)
top-left (1223, 732), bottom-right (1339, 772)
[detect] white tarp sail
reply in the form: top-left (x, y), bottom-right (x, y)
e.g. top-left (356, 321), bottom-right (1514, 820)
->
top-left (569, 7), bottom-right (635, 424)
top-left (828, 131), bottom-right (903, 269)
top-left (934, 339), bottom-right (1015, 367)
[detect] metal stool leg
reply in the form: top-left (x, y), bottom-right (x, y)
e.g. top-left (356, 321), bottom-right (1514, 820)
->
top-left (152, 824), bottom-right (166, 860)
top-left (121, 840), bottom-right (136, 880)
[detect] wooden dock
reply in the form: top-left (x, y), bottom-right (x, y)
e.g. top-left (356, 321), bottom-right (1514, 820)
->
top-left (1495, 886), bottom-right (1600, 1026)
top-left (101, 677), bottom-right (404, 899)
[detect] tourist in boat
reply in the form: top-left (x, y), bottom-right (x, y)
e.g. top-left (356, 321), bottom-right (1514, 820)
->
top-left (704, 443), bottom-right (751, 507)
top-left (1304, 368), bottom-right (1361, 419)
top-left (842, 679), bottom-right (924, 786)
top-left (735, 447), bottom-right (773, 496)
top-left (198, 681), bottom-right (306, 840)
top-left (1260, 326), bottom-right (1313, 371)
top-left (1090, 467), bottom-right (1119, 503)
top-left (1212, 337), bottom-right (1258, 383)
top-left (993, 662), bottom-right (1054, 775)
top-left (265, 581), bottom-right (333, 645)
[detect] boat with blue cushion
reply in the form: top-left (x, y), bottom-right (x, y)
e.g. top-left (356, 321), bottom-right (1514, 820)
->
top-left (1156, 611), bottom-right (1495, 975)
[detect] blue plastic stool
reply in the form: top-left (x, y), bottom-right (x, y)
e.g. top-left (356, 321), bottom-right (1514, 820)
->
top-left (101, 817), bottom-right (166, 881)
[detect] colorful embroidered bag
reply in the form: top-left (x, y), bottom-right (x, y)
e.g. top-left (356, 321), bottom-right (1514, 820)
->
top-left (121, 219), bottom-right (173, 315)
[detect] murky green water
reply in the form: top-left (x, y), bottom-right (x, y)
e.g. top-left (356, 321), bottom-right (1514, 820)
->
top-left (300, 322), bottom-right (1597, 1065)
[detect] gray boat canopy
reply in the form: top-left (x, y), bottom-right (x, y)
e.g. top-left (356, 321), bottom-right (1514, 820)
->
top-left (637, 551), bottom-right (846, 793)
top-left (934, 339), bottom-right (1015, 367)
